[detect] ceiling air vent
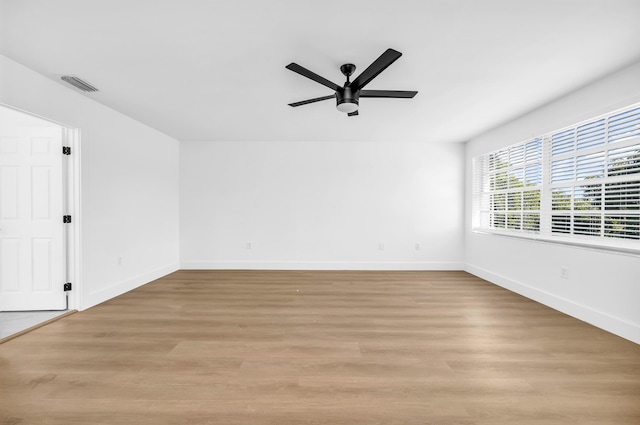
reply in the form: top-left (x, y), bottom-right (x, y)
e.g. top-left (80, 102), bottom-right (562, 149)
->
top-left (60, 75), bottom-right (99, 92)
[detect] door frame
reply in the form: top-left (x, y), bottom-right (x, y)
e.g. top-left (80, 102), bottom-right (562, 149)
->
top-left (1, 103), bottom-right (82, 311)
top-left (63, 125), bottom-right (81, 311)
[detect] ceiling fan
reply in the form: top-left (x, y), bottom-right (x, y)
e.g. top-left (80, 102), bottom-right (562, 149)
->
top-left (286, 48), bottom-right (417, 116)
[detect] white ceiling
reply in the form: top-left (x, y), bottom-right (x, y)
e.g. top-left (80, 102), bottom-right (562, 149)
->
top-left (2, 0), bottom-right (640, 143)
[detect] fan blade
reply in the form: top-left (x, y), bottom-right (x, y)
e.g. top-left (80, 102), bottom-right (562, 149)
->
top-left (288, 95), bottom-right (335, 107)
top-left (360, 90), bottom-right (418, 98)
top-left (286, 63), bottom-right (341, 92)
top-left (350, 48), bottom-right (403, 90)
top-left (348, 110), bottom-right (359, 117)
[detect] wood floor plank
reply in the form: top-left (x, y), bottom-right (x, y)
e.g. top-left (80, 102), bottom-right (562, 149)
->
top-left (1, 270), bottom-right (639, 424)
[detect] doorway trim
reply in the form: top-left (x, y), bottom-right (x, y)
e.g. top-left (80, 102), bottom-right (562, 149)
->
top-left (63, 125), bottom-right (81, 310)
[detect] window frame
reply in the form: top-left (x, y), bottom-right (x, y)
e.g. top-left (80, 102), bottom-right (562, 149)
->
top-left (472, 103), bottom-right (640, 254)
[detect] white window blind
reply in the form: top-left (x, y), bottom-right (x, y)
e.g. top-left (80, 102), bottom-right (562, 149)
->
top-left (473, 103), bottom-right (640, 252)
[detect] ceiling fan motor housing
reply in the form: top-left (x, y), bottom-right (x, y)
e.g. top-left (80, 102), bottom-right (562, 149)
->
top-left (336, 85), bottom-right (359, 113)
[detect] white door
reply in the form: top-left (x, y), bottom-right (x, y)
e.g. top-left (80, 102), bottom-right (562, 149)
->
top-left (0, 124), bottom-right (67, 311)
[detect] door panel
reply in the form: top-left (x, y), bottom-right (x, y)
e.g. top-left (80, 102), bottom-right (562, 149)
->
top-left (0, 125), bottom-right (66, 311)
top-left (1, 166), bottom-right (19, 218)
top-left (0, 238), bottom-right (20, 291)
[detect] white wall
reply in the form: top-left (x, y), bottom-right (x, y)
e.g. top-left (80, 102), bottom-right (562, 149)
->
top-left (0, 54), bottom-right (180, 310)
top-left (181, 140), bottom-right (464, 270)
top-left (465, 60), bottom-right (640, 344)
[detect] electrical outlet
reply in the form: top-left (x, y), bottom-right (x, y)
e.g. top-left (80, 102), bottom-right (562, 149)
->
top-left (560, 267), bottom-right (569, 279)
top-left (379, 243), bottom-right (385, 251)
top-left (246, 242), bottom-right (252, 250)
top-left (117, 256), bottom-right (123, 266)
top-left (415, 242), bottom-right (421, 251)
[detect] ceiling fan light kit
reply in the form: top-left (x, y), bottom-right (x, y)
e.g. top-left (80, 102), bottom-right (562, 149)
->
top-left (336, 86), bottom-right (359, 113)
top-left (286, 48), bottom-right (417, 117)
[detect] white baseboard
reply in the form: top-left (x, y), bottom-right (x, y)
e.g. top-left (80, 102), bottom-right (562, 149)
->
top-left (464, 264), bottom-right (640, 345)
top-left (181, 260), bottom-right (464, 271)
top-left (81, 262), bottom-right (179, 310)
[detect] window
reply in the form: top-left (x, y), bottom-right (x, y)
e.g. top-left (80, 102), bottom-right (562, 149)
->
top-left (473, 103), bottom-right (640, 252)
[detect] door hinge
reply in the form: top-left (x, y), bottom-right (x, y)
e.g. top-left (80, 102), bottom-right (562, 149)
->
top-left (62, 146), bottom-right (71, 155)
top-left (63, 282), bottom-right (72, 291)
top-left (63, 215), bottom-right (72, 223)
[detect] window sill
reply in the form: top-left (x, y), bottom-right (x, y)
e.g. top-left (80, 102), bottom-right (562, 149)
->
top-left (472, 228), bottom-right (640, 257)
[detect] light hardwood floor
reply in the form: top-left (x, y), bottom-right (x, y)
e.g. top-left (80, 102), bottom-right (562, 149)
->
top-left (1, 270), bottom-right (639, 424)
